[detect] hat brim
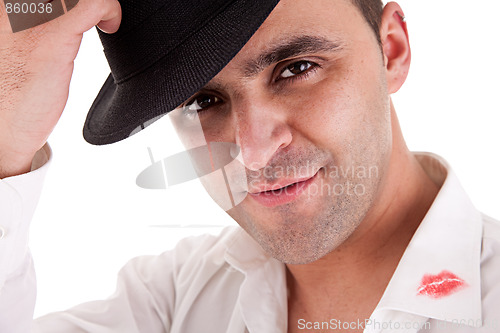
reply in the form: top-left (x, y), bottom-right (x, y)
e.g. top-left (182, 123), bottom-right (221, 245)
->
top-left (83, 0), bottom-right (280, 145)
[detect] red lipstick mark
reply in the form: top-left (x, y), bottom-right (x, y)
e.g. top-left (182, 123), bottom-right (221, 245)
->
top-left (417, 270), bottom-right (466, 298)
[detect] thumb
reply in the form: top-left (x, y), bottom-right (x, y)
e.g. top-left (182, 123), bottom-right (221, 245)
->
top-left (51, 0), bottom-right (122, 35)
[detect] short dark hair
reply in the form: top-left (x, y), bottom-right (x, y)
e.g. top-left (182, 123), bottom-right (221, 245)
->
top-left (351, 0), bottom-right (384, 45)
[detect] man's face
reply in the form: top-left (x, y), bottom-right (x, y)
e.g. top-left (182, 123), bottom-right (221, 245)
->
top-left (173, 0), bottom-right (394, 264)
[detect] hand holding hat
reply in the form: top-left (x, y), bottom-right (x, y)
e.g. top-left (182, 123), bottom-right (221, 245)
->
top-left (0, 0), bottom-right (121, 178)
top-left (0, 0), bottom-right (280, 180)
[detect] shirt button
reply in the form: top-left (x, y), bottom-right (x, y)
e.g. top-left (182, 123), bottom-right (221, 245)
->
top-left (0, 226), bottom-right (5, 240)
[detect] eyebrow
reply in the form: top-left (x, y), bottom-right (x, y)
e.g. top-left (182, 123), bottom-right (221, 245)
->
top-left (199, 35), bottom-right (343, 93)
top-left (242, 35), bottom-right (343, 78)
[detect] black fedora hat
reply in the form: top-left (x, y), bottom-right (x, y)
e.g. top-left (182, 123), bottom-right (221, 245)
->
top-left (84, 0), bottom-right (281, 145)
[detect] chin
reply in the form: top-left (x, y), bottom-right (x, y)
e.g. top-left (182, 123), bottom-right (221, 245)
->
top-left (240, 215), bottom-right (355, 265)
top-left (227, 173), bottom-right (378, 265)
top-left (265, 232), bottom-right (350, 265)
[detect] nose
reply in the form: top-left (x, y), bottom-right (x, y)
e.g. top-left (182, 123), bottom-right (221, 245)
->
top-left (234, 98), bottom-right (293, 171)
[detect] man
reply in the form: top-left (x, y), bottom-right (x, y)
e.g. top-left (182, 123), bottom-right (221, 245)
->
top-left (0, 0), bottom-right (499, 333)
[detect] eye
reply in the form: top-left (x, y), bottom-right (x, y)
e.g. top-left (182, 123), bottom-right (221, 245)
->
top-left (184, 94), bottom-right (222, 114)
top-left (279, 61), bottom-right (314, 79)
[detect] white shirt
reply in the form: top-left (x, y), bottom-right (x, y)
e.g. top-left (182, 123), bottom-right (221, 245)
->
top-left (0, 148), bottom-right (499, 333)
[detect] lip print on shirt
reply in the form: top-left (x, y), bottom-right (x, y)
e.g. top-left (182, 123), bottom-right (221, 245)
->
top-left (417, 270), bottom-right (467, 298)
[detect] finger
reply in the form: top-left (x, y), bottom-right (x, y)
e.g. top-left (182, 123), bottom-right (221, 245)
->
top-left (54, 0), bottom-right (122, 35)
top-left (96, 0), bottom-right (121, 34)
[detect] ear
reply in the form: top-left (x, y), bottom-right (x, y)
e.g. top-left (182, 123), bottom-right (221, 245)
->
top-left (380, 2), bottom-right (411, 94)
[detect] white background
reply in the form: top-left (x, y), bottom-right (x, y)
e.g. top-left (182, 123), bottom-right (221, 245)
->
top-left (30, 0), bottom-right (500, 317)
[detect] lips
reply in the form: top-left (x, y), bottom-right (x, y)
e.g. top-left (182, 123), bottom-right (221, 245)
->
top-left (248, 172), bottom-right (319, 207)
top-left (417, 270), bottom-right (466, 298)
top-left (249, 175), bottom-right (316, 194)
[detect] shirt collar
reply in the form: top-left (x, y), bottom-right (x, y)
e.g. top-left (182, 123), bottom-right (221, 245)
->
top-left (374, 152), bottom-right (483, 326)
top-left (225, 229), bottom-right (288, 333)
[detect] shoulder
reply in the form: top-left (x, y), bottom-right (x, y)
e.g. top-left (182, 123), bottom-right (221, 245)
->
top-left (482, 214), bottom-right (500, 242)
top-left (479, 214), bottom-right (500, 324)
top-left (169, 226), bottom-right (243, 267)
top-left (480, 213), bottom-right (500, 264)
top-left (480, 214), bottom-right (500, 268)
top-left (481, 213), bottom-right (500, 263)
top-left (126, 226), bottom-right (243, 272)
top-left (118, 226), bottom-right (245, 297)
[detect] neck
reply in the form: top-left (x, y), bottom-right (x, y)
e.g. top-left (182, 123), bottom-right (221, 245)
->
top-left (286, 103), bottom-right (440, 319)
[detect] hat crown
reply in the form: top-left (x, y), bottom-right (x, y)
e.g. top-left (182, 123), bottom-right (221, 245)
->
top-left (99, 0), bottom-right (233, 83)
top-left (99, 0), bottom-right (234, 83)
top-left (84, 0), bottom-right (280, 145)
top-left (114, 0), bottom-right (232, 35)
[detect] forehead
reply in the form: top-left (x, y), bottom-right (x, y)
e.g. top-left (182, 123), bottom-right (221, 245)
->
top-left (249, 1), bottom-right (362, 50)
top-left (211, 0), bottom-right (372, 78)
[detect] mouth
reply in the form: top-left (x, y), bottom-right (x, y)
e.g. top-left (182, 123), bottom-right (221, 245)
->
top-left (248, 171), bottom-right (320, 208)
top-left (417, 270), bottom-right (466, 298)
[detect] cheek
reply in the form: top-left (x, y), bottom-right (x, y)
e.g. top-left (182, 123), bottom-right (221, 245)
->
top-left (287, 74), bottom-right (361, 148)
top-left (288, 65), bottom-right (391, 162)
